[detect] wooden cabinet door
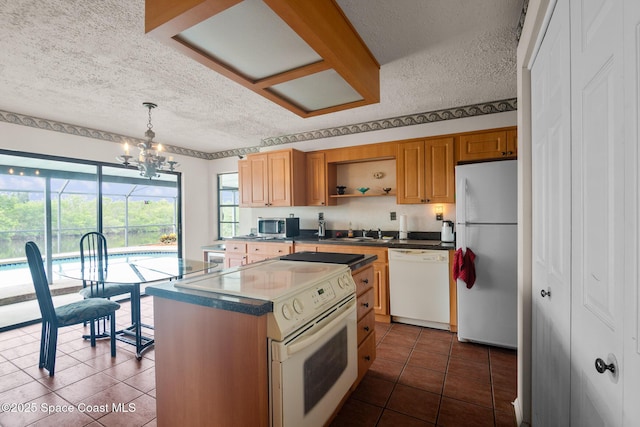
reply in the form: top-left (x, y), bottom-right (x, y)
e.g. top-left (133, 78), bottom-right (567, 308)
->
top-left (238, 159), bottom-right (253, 207)
top-left (224, 253), bottom-right (246, 268)
top-left (306, 152), bottom-right (327, 206)
top-left (506, 128), bottom-right (518, 157)
top-left (396, 140), bottom-right (426, 204)
top-left (267, 151), bottom-right (291, 207)
top-left (425, 137), bottom-right (455, 203)
top-left (457, 130), bottom-right (508, 162)
top-left (224, 242), bottom-right (247, 268)
top-left (373, 262), bottom-right (388, 316)
top-left (248, 153), bottom-right (269, 207)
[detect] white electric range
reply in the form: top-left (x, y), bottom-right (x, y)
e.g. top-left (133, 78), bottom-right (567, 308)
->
top-left (174, 259), bottom-right (356, 340)
top-left (174, 258), bottom-right (358, 427)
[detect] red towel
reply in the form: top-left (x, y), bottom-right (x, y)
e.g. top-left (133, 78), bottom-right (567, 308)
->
top-left (453, 248), bottom-right (477, 289)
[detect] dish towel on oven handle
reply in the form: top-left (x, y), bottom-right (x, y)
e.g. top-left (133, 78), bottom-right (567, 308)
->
top-left (453, 248), bottom-right (477, 289)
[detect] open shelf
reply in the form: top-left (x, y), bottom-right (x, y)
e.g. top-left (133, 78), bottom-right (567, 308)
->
top-left (330, 192), bottom-right (396, 198)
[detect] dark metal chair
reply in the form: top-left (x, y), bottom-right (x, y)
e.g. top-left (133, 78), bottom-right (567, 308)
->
top-left (25, 241), bottom-right (120, 377)
top-left (79, 232), bottom-right (135, 300)
top-left (78, 232), bottom-right (135, 336)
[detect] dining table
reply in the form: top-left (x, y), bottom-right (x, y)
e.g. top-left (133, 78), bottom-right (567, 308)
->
top-left (57, 256), bottom-right (217, 359)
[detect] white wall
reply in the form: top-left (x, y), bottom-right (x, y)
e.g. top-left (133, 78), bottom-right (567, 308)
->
top-left (210, 111), bottom-right (517, 237)
top-left (0, 109), bottom-right (516, 255)
top-left (0, 121), bottom-right (211, 260)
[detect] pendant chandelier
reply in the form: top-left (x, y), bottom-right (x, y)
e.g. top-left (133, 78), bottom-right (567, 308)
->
top-left (117, 102), bottom-right (178, 179)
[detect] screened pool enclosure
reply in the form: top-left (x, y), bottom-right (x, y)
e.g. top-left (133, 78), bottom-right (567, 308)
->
top-left (0, 150), bottom-right (181, 311)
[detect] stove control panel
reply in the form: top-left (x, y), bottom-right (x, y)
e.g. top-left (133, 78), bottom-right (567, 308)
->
top-left (268, 270), bottom-right (355, 341)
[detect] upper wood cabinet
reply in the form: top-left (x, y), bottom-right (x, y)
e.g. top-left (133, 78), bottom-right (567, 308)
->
top-left (456, 127), bottom-right (517, 162)
top-left (305, 152), bottom-right (337, 206)
top-left (396, 137), bottom-right (455, 204)
top-left (239, 149), bottom-right (306, 207)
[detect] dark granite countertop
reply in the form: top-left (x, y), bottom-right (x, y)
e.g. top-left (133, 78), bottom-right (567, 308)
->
top-left (146, 253), bottom-right (378, 315)
top-left (145, 280), bottom-right (273, 316)
top-left (297, 238), bottom-right (454, 251)
top-left (209, 234), bottom-right (454, 251)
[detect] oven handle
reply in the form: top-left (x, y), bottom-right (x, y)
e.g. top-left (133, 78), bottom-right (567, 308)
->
top-left (286, 299), bottom-right (355, 356)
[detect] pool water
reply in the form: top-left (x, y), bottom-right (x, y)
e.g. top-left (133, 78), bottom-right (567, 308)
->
top-left (0, 250), bottom-right (178, 287)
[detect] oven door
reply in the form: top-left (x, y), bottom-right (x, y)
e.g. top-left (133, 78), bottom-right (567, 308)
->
top-left (270, 296), bottom-right (357, 427)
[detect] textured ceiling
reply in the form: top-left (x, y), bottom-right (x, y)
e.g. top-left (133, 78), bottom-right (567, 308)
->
top-left (0, 0), bottom-right (523, 155)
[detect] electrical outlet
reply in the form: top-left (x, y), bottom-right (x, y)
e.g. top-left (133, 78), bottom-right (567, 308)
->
top-left (390, 212), bottom-right (396, 220)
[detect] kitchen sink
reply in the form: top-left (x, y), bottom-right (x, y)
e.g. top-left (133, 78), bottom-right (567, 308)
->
top-left (326, 237), bottom-right (393, 243)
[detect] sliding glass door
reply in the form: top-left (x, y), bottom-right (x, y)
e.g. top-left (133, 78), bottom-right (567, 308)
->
top-left (0, 150), bottom-right (180, 328)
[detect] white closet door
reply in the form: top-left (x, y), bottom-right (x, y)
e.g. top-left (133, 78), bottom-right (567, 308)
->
top-left (623, 0), bottom-right (640, 423)
top-left (530, 0), bottom-right (572, 424)
top-left (570, 0), bottom-right (625, 424)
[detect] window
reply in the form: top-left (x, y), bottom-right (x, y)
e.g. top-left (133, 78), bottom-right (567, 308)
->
top-left (0, 150), bottom-right (181, 329)
top-left (218, 173), bottom-right (239, 238)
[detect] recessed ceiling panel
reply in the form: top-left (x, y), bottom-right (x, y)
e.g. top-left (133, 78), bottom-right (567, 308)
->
top-left (177, 0), bottom-right (322, 80)
top-left (269, 69), bottom-right (363, 112)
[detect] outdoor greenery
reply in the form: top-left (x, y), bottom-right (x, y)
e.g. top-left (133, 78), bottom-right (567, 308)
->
top-left (0, 192), bottom-right (176, 258)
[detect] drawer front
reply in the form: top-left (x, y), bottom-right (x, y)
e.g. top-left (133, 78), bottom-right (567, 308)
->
top-left (357, 333), bottom-right (376, 382)
top-left (247, 243), bottom-right (293, 256)
top-left (226, 243), bottom-right (247, 254)
top-left (352, 265), bottom-right (374, 296)
top-left (357, 309), bottom-right (375, 345)
top-left (357, 287), bottom-right (374, 320)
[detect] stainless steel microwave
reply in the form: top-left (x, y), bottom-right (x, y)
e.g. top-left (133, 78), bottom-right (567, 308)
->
top-left (257, 217), bottom-right (300, 238)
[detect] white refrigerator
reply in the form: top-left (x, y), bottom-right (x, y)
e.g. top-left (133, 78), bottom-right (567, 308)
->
top-left (455, 160), bottom-right (517, 349)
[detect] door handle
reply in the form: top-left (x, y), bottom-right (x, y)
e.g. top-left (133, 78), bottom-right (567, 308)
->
top-left (595, 358), bottom-right (616, 374)
top-left (540, 288), bottom-right (551, 298)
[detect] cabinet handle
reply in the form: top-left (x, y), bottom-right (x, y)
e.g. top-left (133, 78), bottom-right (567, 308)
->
top-left (364, 355), bottom-right (371, 361)
top-left (361, 278), bottom-right (369, 284)
top-left (362, 302), bottom-right (369, 308)
top-left (540, 288), bottom-right (551, 298)
top-left (501, 151), bottom-right (507, 156)
top-left (507, 151), bottom-right (514, 155)
top-left (364, 326), bottom-right (370, 332)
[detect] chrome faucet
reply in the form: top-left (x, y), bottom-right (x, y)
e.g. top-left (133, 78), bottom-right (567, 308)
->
top-left (377, 228), bottom-right (382, 239)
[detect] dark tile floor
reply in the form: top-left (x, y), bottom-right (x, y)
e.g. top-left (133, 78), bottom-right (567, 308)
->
top-left (0, 298), bottom-right (516, 427)
top-left (331, 322), bottom-right (517, 427)
top-left (0, 298), bottom-right (157, 427)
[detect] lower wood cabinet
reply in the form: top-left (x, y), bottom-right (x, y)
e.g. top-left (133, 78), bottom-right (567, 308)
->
top-left (224, 242), bottom-right (247, 268)
top-left (315, 244), bottom-right (390, 322)
top-left (351, 263), bottom-right (376, 389)
top-left (224, 241), bottom-right (293, 267)
top-left (357, 333), bottom-right (376, 384)
top-left (246, 242), bottom-right (292, 263)
top-left (293, 243), bottom-right (318, 253)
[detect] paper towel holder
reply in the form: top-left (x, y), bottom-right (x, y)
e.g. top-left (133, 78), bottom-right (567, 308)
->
top-left (399, 214), bottom-right (408, 240)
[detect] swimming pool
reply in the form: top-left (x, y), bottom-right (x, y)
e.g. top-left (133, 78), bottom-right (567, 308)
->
top-left (0, 249), bottom-right (178, 288)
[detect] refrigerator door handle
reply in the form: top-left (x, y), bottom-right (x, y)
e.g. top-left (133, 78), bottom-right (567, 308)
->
top-left (458, 178), bottom-right (467, 225)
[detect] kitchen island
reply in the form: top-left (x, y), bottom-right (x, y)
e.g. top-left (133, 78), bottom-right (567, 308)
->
top-left (146, 254), bottom-right (377, 427)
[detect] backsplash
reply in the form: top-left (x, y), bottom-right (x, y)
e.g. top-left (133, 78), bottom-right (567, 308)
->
top-left (241, 198), bottom-right (456, 237)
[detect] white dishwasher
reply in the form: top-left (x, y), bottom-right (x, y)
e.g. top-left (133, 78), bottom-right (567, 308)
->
top-left (388, 249), bottom-right (450, 330)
